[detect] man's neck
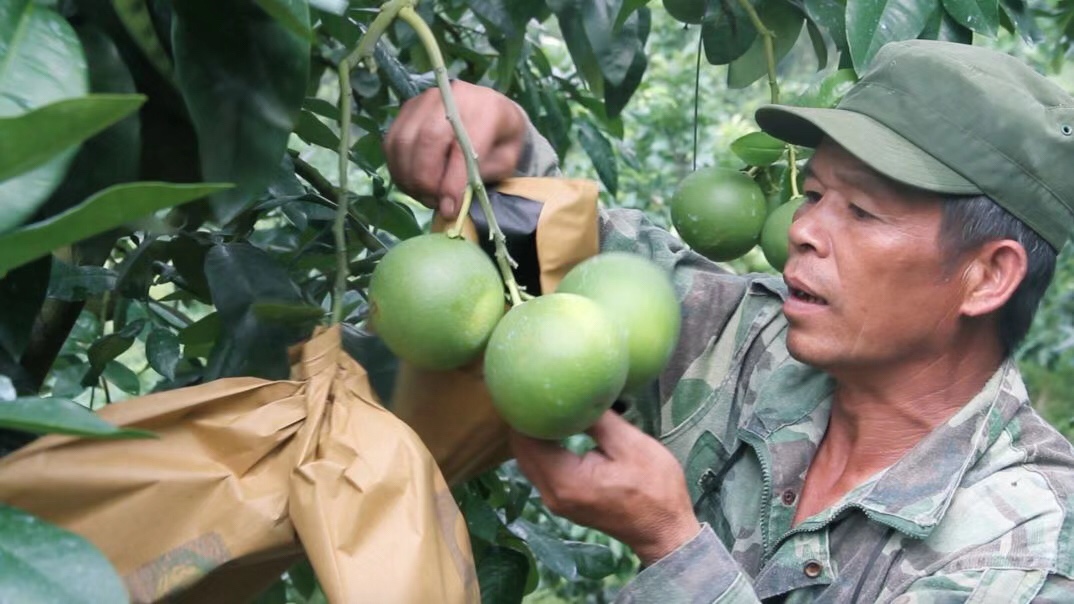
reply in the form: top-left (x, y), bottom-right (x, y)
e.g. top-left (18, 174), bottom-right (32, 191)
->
top-left (793, 337), bottom-right (1004, 525)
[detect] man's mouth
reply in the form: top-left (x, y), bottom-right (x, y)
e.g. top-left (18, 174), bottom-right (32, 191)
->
top-left (790, 287), bottom-right (827, 305)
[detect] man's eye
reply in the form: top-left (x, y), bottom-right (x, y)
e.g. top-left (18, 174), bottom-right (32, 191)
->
top-left (803, 191), bottom-right (821, 204)
top-left (849, 204), bottom-right (873, 220)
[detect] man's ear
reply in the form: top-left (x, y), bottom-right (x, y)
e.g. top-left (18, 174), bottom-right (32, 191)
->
top-left (960, 240), bottom-right (1028, 317)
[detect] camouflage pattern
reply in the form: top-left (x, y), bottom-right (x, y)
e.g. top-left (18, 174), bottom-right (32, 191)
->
top-left (599, 208), bottom-right (1074, 603)
top-left (518, 125), bottom-right (1074, 602)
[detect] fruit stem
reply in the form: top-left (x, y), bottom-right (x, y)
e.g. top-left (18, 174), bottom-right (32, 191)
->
top-left (787, 145), bottom-right (801, 198)
top-left (447, 185), bottom-right (473, 238)
top-left (737, 0), bottom-right (779, 105)
top-left (350, 0), bottom-right (523, 307)
top-left (331, 60), bottom-right (355, 324)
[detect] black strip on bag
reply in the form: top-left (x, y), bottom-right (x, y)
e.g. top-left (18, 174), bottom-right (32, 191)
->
top-left (468, 191), bottom-right (543, 295)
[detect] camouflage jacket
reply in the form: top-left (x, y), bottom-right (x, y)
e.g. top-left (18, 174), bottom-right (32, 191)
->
top-left (517, 130), bottom-right (1074, 603)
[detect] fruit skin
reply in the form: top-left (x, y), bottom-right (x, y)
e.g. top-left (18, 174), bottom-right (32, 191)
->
top-left (663, 0), bottom-right (707, 23)
top-left (556, 252), bottom-right (681, 393)
top-left (369, 233), bottom-right (505, 371)
top-left (670, 167), bottom-right (767, 262)
top-left (484, 293), bottom-right (629, 440)
top-left (760, 196), bottom-right (805, 271)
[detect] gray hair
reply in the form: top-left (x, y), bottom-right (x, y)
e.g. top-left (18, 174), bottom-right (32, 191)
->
top-left (939, 195), bottom-right (1057, 355)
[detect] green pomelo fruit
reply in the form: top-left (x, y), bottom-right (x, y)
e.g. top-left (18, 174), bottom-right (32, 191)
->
top-left (556, 252), bottom-right (681, 393)
top-left (484, 293), bottom-right (629, 440)
top-left (663, 0), bottom-right (707, 23)
top-left (369, 233), bottom-right (505, 370)
top-left (670, 167), bottom-right (767, 262)
top-left (760, 196), bottom-right (804, 271)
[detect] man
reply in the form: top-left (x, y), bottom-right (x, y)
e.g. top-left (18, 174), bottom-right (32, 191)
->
top-left (385, 40), bottom-right (1074, 602)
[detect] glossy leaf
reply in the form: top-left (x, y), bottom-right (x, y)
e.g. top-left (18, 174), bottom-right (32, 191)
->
top-left (847, 0), bottom-right (937, 72)
top-left (82, 319), bottom-right (144, 387)
top-left (942, 0), bottom-right (999, 35)
top-left (179, 312), bottom-right (220, 359)
top-left (0, 504), bottom-right (128, 604)
top-left (477, 546), bottom-right (530, 604)
top-left (510, 519), bottom-right (616, 582)
top-left (352, 195), bottom-right (421, 241)
top-left (112, 0), bottom-right (174, 81)
top-left (806, 17), bottom-right (829, 70)
top-left (295, 110), bottom-right (341, 150)
top-left (920, 5), bottom-right (975, 41)
top-left (0, 397), bottom-right (150, 438)
top-left (582, 0), bottom-right (645, 87)
top-left (727, 1), bottom-right (804, 89)
top-left (255, 0), bottom-right (315, 40)
top-left (577, 120), bottom-right (619, 196)
top-left (38, 24), bottom-right (142, 220)
top-left (103, 360), bottom-right (141, 395)
top-left (172, 0), bottom-right (311, 223)
top-left (603, 8), bottom-right (650, 118)
top-left (557, 5), bottom-right (605, 97)
top-left (0, 182), bottom-right (230, 277)
top-left (731, 131), bottom-right (786, 166)
top-left (701, 0), bottom-right (757, 66)
top-left (0, 95), bottom-right (144, 191)
top-left (203, 243), bottom-right (311, 380)
top-left (0, 0), bottom-right (88, 231)
top-left (804, 0), bottom-right (847, 54)
top-left (146, 328), bottom-right (181, 380)
top-left (47, 260), bottom-right (117, 301)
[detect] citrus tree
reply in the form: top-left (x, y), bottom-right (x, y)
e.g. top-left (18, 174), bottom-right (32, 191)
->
top-left (1, 0), bottom-right (1072, 601)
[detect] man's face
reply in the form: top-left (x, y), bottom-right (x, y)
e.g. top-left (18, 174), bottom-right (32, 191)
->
top-left (782, 140), bottom-right (970, 374)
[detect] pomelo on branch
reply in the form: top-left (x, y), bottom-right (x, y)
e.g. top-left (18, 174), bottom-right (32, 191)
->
top-left (368, 233), bottom-right (505, 370)
top-left (670, 167), bottom-right (767, 262)
top-left (483, 293), bottom-right (629, 440)
top-left (556, 252), bottom-right (681, 393)
top-left (760, 195), bottom-right (804, 271)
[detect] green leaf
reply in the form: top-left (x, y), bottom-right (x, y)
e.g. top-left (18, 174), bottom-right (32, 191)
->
top-left (582, 0), bottom-right (646, 87)
top-left (179, 312), bottom-right (220, 359)
top-left (0, 504), bottom-right (129, 603)
top-left (0, 182), bottom-right (230, 277)
top-left (203, 244), bottom-right (310, 380)
top-left (0, 0), bottom-right (88, 231)
top-left (103, 360), bottom-right (141, 395)
top-left (0, 95), bottom-right (144, 193)
top-left (804, 0), bottom-right (848, 55)
top-left (922, 4), bottom-right (975, 40)
top-left (603, 9), bottom-right (649, 118)
top-left (556, 5), bottom-right (605, 97)
top-left (0, 397), bottom-right (150, 438)
top-left (477, 546), bottom-right (530, 604)
top-left (941, 0), bottom-right (998, 35)
top-left (146, 328), bottom-right (181, 380)
top-left (353, 195), bottom-right (421, 241)
top-left (731, 131), bottom-right (786, 166)
top-left (37, 24), bottom-right (142, 221)
top-left (251, 302), bottom-right (325, 323)
top-left (577, 120), bottom-right (619, 196)
top-left (172, 0), bottom-right (311, 223)
top-left (727, 0), bottom-right (804, 89)
top-left (112, 0), bottom-right (175, 81)
top-left (847, 0), bottom-right (937, 72)
top-left (295, 110), bottom-right (341, 150)
top-left (806, 17), bottom-right (829, 70)
top-left (47, 260), bottom-right (117, 301)
top-left (82, 320), bottom-right (144, 387)
top-left (255, 0), bottom-right (315, 40)
top-left (701, 0), bottom-right (757, 66)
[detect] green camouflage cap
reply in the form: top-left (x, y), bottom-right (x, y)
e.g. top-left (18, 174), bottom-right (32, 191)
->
top-left (756, 40), bottom-right (1074, 250)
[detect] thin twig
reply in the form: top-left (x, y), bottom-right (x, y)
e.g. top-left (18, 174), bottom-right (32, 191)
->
top-left (736, 0), bottom-right (779, 104)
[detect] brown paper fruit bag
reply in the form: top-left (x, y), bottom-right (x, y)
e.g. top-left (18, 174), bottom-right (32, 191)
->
top-left (391, 177), bottom-right (600, 486)
top-left (0, 325), bottom-right (478, 603)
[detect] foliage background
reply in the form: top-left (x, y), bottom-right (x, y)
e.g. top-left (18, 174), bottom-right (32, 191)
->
top-left (1, 0), bottom-right (1073, 601)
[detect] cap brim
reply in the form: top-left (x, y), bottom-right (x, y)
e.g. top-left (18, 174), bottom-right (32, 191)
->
top-left (755, 105), bottom-right (981, 195)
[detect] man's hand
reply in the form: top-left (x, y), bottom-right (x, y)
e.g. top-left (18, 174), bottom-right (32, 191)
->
top-left (384, 81), bottom-right (527, 219)
top-left (510, 411), bottom-right (702, 566)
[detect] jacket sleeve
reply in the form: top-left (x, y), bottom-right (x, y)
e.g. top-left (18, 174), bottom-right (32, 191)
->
top-left (615, 524), bottom-right (761, 604)
top-left (514, 108), bottom-right (562, 178)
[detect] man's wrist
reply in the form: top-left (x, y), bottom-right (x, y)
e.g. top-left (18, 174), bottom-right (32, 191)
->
top-left (633, 517), bottom-right (704, 566)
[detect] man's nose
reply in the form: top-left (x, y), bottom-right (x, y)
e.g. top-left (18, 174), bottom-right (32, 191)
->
top-left (787, 199), bottom-right (829, 257)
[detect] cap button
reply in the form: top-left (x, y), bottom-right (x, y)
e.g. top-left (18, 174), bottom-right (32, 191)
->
top-left (803, 560), bottom-right (823, 578)
top-left (1061, 124), bottom-right (1073, 136)
top-left (781, 489), bottom-right (797, 505)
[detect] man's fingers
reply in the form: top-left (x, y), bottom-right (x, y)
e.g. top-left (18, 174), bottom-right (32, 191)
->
top-left (585, 410), bottom-right (649, 458)
top-left (437, 143), bottom-right (468, 219)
